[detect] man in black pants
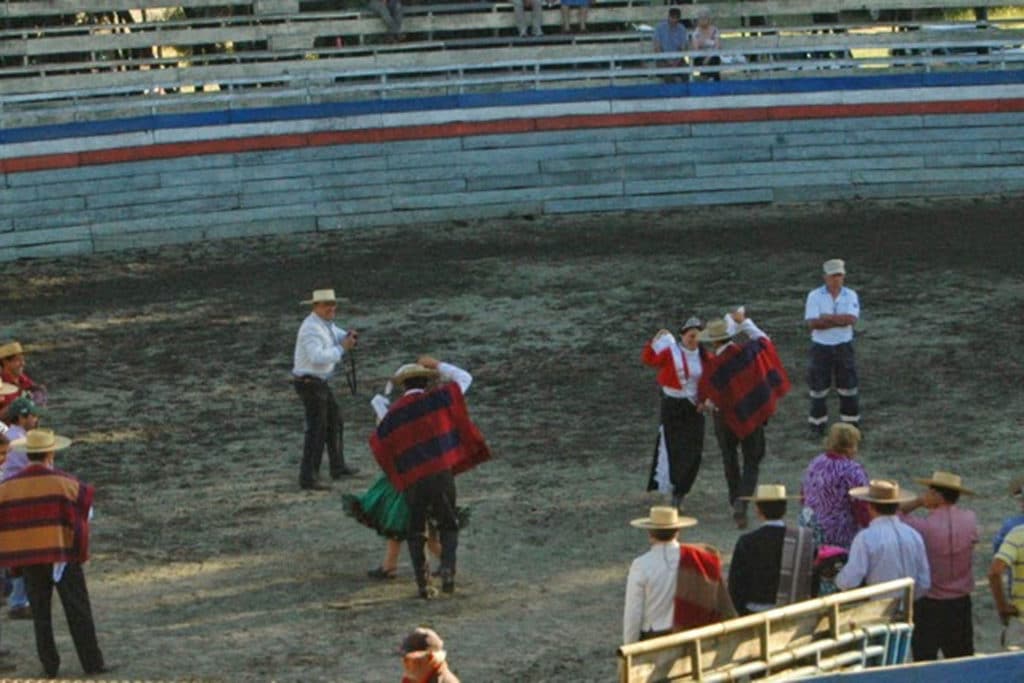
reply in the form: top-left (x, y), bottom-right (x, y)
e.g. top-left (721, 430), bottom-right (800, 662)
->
top-left (292, 288), bottom-right (359, 490)
top-left (0, 429), bottom-right (107, 678)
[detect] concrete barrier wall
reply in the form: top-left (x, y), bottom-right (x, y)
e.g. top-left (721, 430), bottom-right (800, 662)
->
top-left (3, 75), bottom-right (1024, 260)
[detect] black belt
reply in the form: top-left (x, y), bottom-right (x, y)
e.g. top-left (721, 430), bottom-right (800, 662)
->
top-left (639, 628), bottom-right (672, 641)
top-left (293, 375), bottom-right (326, 384)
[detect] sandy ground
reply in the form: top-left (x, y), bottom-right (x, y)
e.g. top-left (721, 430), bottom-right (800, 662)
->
top-left (0, 196), bottom-right (1022, 682)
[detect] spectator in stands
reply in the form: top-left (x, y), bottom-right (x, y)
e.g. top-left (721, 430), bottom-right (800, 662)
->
top-left (800, 423), bottom-right (869, 549)
top-left (0, 429), bottom-right (108, 678)
top-left (728, 485), bottom-right (813, 616)
top-left (623, 506), bottom-right (734, 643)
top-left (399, 627), bottom-right (460, 683)
top-left (652, 7), bottom-right (689, 84)
top-left (835, 480), bottom-right (930, 601)
top-left (0, 341), bottom-right (45, 414)
top-left (989, 479), bottom-right (1024, 650)
top-left (698, 309), bottom-right (790, 530)
top-left (689, 7), bottom-right (722, 81)
top-left (641, 317), bottom-right (707, 510)
top-left (513, 0), bottom-right (544, 38)
top-left (804, 259), bottom-right (861, 438)
top-left (993, 477), bottom-right (1024, 553)
top-left (560, 0), bottom-right (590, 34)
top-left (369, 0), bottom-right (403, 42)
top-left (899, 471), bottom-right (978, 660)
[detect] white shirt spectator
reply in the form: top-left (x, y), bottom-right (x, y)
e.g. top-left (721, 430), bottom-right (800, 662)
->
top-left (623, 540), bottom-right (680, 643)
top-left (836, 515), bottom-right (931, 599)
top-left (292, 313), bottom-right (349, 380)
top-left (805, 286), bottom-right (859, 346)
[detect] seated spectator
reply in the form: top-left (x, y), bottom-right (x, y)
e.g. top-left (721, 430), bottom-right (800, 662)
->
top-left (689, 7), bottom-right (722, 81)
top-left (623, 507), bottom-right (734, 643)
top-left (513, 0), bottom-right (543, 38)
top-left (728, 485), bottom-right (813, 616)
top-left (399, 627), bottom-right (460, 683)
top-left (652, 7), bottom-right (689, 84)
top-left (560, 0), bottom-right (590, 33)
top-left (0, 341), bottom-right (45, 413)
top-left (800, 423), bottom-right (869, 549)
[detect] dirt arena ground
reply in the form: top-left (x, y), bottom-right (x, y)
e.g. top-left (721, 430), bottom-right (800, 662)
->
top-left (1, 196), bottom-right (1022, 682)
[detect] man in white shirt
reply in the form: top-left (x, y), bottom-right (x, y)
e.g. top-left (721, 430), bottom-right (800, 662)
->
top-left (623, 506), bottom-right (698, 643)
top-left (805, 258), bottom-right (861, 437)
top-left (836, 480), bottom-right (930, 602)
top-left (292, 288), bottom-right (359, 491)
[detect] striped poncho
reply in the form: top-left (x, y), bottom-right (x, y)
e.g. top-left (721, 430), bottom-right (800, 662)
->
top-left (0, 463), bottom-right (93, 568)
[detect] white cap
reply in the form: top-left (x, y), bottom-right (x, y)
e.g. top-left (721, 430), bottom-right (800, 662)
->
top-left (823, 259), bottom-right (845, 276)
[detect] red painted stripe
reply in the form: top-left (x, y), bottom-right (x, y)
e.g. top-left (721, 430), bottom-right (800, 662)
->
top-left (5, 98), bottom-right (1024, 175)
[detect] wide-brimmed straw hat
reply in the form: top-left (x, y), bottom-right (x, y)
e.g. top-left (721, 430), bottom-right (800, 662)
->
top-left (300, 289), bottom-right (338, 305)
top-left (914, 470), bottom-right (975, 495)
top-left (0, 381), bottom-right (17, 397)
top-left (9, 428), bottom-right (72, 453)
top-left (699, 318), bottom-right (734, 344)
top-left (0, 342), bottom-right (24, 359)
top-left (848, 479), bottom-right (916, 504)
top-left (739, 484), bottom-right (800, 502)
top-left (823, 259), bottom-right (846, 276)
top-left (630, 506), bottom-right (697, 530)
top-left (391, 363), bottom-right (440, 386)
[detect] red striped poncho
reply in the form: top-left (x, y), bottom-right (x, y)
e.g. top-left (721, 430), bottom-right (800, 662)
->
top-left (673, 544), bottom-right (737, 631)
top-left (698, 337), bottom-right (791, 439)
top-left (0, 464), bottom-right (93, 568)
top-left (370, 382), bottom-right (490, 492)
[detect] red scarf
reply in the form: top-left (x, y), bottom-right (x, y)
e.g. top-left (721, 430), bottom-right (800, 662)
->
top-left (673, 544), bottom-right (736, 631)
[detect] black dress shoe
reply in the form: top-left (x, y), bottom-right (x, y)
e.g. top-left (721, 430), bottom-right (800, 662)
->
top-left (331, 466), bottom-right (359, 479)
top-left (301, 481), bottom-right (332, 491)
top-left (85, 664), bottom-right (115, 676)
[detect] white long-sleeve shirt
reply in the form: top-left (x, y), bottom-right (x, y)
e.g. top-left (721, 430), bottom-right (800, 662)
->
top-left (370, 362), bottom-right (472, 422)
top-left (292, 312), bottom-right (349, 380)
top-left (623, 540), bottom-right (680, 644)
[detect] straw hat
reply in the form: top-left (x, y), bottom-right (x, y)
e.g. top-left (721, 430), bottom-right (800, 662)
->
top-left (391, 363), bottom-right (440, 386)
top-left (823, 259), bottom-right (846, 276)
top-left (848, 479), bottom-right (916, 504)
top-left (0, 381), bottom-right (17, 397)
top-left (739, 484), bottom-right (800, 502)
top-left (300, 289), bottom-right (338, 305)
top-left (0, 342), bottom-right (24, 360)
top-left (699, 318), bottom-right (733, 344)
top-left (9, 428), bottom-right (72, 453)
top-left (630, 506), bottom-right (697, 530)
top-left (914, 470), bottom-right (974, 495)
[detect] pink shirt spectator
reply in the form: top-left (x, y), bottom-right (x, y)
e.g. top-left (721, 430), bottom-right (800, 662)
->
top-left (901, 505), bottom-right (978, 600)
top-left (801, 452), bottom-right (870, 548)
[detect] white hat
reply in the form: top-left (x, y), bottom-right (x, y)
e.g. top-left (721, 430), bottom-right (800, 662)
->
top-left (630, 506), bottom-right (697, 530)
top-left (9, 428), bottom-right (72, 453)
top-left (849, 479), bottom-right (916, 504)
top-left (914, 470), bottom-right (974, 495)
top-left (739, 484), bottom-right (800, 502)
top-left (300, 289), bottom-right (338, 305)
top-left (823, 259), bottom-right (846, 276)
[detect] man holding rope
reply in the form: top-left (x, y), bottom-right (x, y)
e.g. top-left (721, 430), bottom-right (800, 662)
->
top-left (292, 288), bottom-right (359, 491)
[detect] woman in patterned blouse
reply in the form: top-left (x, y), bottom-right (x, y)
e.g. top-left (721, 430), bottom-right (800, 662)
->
top-left (800, 423), bottom-right (870, 548)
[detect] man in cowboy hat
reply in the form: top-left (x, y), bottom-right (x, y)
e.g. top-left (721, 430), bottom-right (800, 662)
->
top-left (641, 316), bottom-right (709, 510)
top-left (0, 341), bottom-right (44, 414)
top-left (292, 288), bottom-right (359, 490)
top-left (989, 478), bottom-right (1024, 650)
top-left (0, 429), bottom-right (108, 678)
top-left (728, 484), bottom-right (813, 616)
top-left (804, 259), bottom-right (861, 438)
top-left (698, 308), bottom-right (790, 529)
top-left (899, 471), bottom-right (978, 660)
top-left (398, 627), bottom-right (461, 683)
top-left (836, 480), bottom-right (930, 600)
top-left (623, 506), bottom-right (734, 643)
top-left (370, 356), bottom-right (489, 599)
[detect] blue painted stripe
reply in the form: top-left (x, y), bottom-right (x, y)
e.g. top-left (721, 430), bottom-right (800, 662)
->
top-left (3, 69), bottom-right (1024, 146)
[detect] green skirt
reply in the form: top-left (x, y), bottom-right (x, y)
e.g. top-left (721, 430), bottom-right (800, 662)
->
top-left (342, 475), bottom-right (472, 541)
top-left (342, 475), bottom-right (410, 540)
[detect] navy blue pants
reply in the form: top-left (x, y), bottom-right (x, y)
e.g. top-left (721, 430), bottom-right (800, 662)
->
top-left (807, 342), bottom-right (859, 427)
